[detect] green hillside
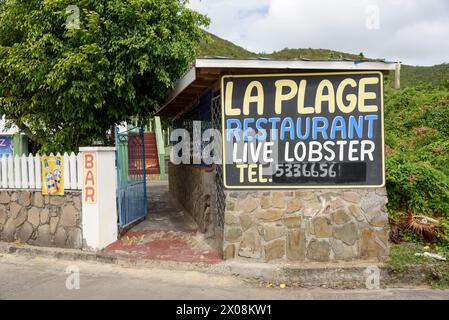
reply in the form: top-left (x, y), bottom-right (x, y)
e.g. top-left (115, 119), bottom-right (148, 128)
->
top-left (199, 31), bottom-right (255, 58)
top-left (198, 31), bottom-right (449, 89)
top-left (260, 48), bottom-right (364, 61)
top-left (401, 64), bottom-right (449, 88)
top-left (199, 32), bottom-right (364, 61)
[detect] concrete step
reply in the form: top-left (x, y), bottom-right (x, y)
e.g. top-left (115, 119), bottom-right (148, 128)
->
top-left (146, 168), bottom-right (160, 175)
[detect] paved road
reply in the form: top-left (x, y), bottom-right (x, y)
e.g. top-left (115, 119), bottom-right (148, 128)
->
top-left (0, 254), bottom-right (448, 300)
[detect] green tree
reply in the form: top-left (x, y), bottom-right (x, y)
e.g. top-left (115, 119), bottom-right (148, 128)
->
top-left (0, 0), bottom-right (208, 152)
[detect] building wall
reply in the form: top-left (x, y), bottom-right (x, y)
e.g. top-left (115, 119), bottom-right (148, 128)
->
top-left (223, 189), bottom-right (389, 262)
top-left (168, 163), bottom-right (215, 233)
top-left (0, 190), bottom-right (83, 249)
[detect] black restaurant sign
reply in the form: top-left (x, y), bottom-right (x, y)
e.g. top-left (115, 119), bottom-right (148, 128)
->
top-left (221, 72), bottom-right (385, 189)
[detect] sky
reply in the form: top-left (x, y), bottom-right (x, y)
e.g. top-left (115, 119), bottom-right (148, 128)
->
top-left (188, 0), bottom-right (449, 66)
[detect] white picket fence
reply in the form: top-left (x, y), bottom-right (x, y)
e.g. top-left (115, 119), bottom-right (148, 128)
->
top-left (0, 153), bottom-right (82, 190)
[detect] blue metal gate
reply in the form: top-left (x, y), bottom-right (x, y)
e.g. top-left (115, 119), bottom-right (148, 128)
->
top-left (115, 126), bottom-right (148, 230)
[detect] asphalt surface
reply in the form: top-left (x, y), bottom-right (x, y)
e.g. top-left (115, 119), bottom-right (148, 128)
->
top-left (0, 254), bottom-right (448, 300)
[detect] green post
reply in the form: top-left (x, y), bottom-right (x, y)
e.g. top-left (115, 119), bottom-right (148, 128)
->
top-left (12, 134), bottom-right (28, 156)
top-left (117, 135), bottom-right (129, 188)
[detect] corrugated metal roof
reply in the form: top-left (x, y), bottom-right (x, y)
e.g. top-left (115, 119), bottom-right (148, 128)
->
top-left (198, 55), bottom-right (393, 63)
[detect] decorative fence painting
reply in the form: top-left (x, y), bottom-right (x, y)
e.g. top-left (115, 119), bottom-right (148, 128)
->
top-left (41, 155), bottom-right (64, 196)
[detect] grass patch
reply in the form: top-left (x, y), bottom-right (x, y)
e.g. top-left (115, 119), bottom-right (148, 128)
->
top-left (386, 243), bottom-right (449, 288)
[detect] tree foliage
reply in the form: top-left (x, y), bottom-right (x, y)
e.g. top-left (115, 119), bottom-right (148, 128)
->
top-left (0, 0), bottom-right (208, 152)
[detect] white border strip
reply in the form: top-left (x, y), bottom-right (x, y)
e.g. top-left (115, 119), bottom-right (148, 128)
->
top-left (196, 58), bottom-right (397, 71)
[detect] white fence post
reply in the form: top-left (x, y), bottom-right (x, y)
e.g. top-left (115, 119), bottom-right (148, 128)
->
top-left (7, 155), bottom-right (14, 188)
top-left (21, 155), bottom-right (28, 188)
top-left (14, 155), bottom-right (21, 188)
top-left (35, 154), bottom-right (42, 189)
top-left (69, 152), bottom-right (77, 190)
top-left (1, 156), bottom-right (7, 188)
top-left (28, 154), bottom-right (35, 189)
top-left (63, 152), bottom-right (70, 190)
top-left (77, 153), bottom-right (82, 190)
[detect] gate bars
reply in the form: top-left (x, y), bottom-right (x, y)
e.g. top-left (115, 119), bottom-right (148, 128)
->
top-left (115, 126), bottom-right (148, 229)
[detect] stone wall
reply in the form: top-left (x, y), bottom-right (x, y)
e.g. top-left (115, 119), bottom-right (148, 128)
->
top-left (0, 190), bottom-right (83, 249)
top-left (223, 189), bottom-right (389, 262)
top-left (168, 163), bottom-right (215, 233)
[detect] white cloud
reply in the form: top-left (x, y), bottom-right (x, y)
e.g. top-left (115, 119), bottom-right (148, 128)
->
top-left (189, 0), bottom-right (449, 66)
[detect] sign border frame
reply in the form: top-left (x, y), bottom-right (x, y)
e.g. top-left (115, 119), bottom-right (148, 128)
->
top-left (220, 71), bottom-right (385, 190)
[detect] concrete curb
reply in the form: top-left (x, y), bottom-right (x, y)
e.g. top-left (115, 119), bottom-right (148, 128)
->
top-left (0, 242), bottom-right (392, 288)
top-left (0, 242), bottom-right (230, 273)
top-left (225, 260), bottom-right (390, 288)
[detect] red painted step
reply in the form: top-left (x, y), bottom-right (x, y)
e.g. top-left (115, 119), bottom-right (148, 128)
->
top-left (128, 132), bottom-right (161, 175)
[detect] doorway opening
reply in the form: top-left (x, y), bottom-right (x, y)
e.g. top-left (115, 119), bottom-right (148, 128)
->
top-left (98, 121), bottom-right (222, 264)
